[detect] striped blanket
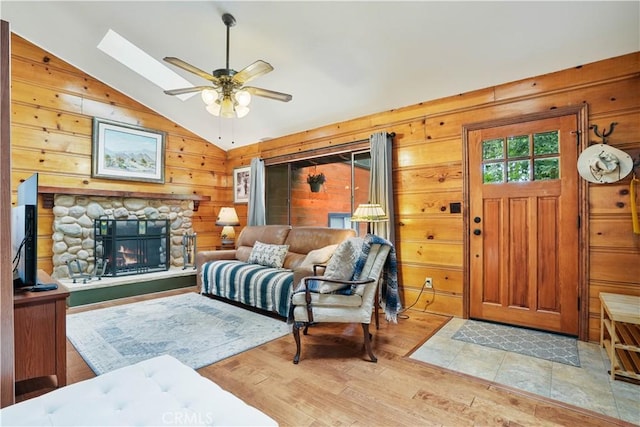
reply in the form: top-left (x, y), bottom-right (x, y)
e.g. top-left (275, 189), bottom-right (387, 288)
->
top-left (201, 260), bottom-right (294, 318)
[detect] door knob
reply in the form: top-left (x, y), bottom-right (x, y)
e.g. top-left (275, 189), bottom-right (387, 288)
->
top-left (473, 229), bottom-right (481, 236)
top-left (474, 217), bottom-right (481, 223)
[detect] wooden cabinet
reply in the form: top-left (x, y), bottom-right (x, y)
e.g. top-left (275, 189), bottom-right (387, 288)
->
top-left (13, 271), bottom-right (68, 388)
top-left (599, 292), bottom-right (640, 381)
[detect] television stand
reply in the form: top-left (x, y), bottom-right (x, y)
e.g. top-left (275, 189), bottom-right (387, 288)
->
top-left (13, 270), bottom-right (69, 397)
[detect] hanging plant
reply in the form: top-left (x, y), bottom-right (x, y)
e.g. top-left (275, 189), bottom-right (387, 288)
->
top-left (306, 172), bottom-right (326, 192)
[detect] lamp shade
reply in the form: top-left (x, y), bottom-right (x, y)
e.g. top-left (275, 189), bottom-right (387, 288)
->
top-left (351, 203), bottom-right (388, 223)
top-left (216, 207), bottom-right (240, 226)
top-left (216, 207), bottom-right (240, 246)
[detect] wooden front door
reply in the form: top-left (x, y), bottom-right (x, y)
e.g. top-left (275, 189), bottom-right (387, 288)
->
top-left (468, 114), bottom-right (579, 335)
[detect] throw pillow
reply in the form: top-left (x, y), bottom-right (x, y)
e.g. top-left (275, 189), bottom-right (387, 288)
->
top-left (318, 237), bottom-right (363, 293)
top-left (299, 244), bottom-right (339, 268)
top-left (247, 241), bottom-right (289, 268)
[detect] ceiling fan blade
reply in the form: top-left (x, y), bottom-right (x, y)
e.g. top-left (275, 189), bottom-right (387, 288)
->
top-left (164, 57), bottom-right (220, 84)
top-left (232, 60), bottom-right (274, 85)
top-left (164, 86), bottom-right (213, 96)
top-left (245, 86), bottom-right (293, 102)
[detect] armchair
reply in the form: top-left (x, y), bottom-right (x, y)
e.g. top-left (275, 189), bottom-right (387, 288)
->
top-left (290, 238), bottom-right (392, 364)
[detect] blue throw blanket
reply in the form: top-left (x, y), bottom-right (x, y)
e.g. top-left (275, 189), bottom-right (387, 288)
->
top-left (355, 234), bottom-right (401, 323)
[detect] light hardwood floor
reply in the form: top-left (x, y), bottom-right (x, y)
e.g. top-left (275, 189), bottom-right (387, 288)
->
top-left (61, 288), bottom-right (632, 427)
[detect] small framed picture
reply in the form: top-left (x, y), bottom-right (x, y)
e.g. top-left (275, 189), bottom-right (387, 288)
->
top-left (92, 117), bottom-right (166, 183)
top-left (233, 166), bottom-right (251, 203)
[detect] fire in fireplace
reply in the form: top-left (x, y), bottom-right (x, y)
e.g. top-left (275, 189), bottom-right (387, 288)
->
top-left (94, 218), bottom-right (169, 277)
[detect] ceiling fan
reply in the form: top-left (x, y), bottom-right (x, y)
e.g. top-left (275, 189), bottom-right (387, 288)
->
top-left (163, 13), bottom-right (292, 119)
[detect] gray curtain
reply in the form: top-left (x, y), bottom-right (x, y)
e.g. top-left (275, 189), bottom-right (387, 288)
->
top-left (247, 158), bottom-right (266, 226)
top-left (369, 132), bottom-right (395, 244)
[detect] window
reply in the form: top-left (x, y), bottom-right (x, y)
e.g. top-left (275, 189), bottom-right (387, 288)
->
top-left (265, 150), bottom-right (370, 229)
top-left (328, 213), bottom-right (352, 229)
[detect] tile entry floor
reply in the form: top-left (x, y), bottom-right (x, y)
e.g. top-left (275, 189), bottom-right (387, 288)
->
top-left (410, 318), bottom-right (640, 424)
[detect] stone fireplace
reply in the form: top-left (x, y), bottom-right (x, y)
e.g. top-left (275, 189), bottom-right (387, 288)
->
top-left (51, 194), bottom-right (195, 280)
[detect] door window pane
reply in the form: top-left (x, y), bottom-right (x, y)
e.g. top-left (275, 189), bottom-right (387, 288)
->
top-left (507, 135), bottom-right (530, 158)
top-left (533, 131), bottom-right (559, 155)
top-left (508, 160), bottom-right (531, 182)
top-left (482, 139), bottom-right (504, 160)
top-left (483, 163), bottom-right (504, 184)
top-left (534, 157), bottom-right (560, 180)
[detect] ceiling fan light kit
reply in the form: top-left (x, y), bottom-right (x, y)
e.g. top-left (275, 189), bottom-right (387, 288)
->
top-left (163, 13), bottom-right (291, 119)
top-left (201, 88), bottom-right (251, 118)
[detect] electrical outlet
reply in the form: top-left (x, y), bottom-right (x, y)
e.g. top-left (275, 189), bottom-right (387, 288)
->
top-left (424, 277), bottom-right (433, 289)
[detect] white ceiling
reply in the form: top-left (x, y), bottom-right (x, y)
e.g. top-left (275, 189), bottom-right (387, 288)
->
top-left (1, 1), bottom-right (638, 151)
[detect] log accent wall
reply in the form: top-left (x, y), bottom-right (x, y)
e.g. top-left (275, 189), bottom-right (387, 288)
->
top-left (228, 52), bottom-right (640, 342)
top-left (10, 34), bottom-right (229, 274)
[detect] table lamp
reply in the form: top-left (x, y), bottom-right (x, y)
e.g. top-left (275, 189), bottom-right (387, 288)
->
top-left (216, 207), bottom-right (240, 246)
top-left (351, 203), bottom-right (388, 234)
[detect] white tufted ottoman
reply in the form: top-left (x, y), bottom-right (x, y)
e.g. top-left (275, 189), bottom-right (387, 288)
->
top-left (0, 355), bottom-right (277, 426)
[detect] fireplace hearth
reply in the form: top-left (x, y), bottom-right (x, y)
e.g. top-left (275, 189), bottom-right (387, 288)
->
top-left (95, 218), bottom-right (169, 277)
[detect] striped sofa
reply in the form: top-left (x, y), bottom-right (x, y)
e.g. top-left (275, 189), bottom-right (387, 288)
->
top-left (196, 225), bottom-right (355, 318)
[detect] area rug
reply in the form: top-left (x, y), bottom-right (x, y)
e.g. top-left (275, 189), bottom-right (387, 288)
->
top-left (67, 292), bottom-right (291, 375)
top-left (452, 319), bottom-right (580, 366)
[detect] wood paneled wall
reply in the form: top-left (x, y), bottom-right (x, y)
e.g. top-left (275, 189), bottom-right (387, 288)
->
top-left (10, 34), bottom-right (230, 274)
top-left (9, 32), bottom-right (639, 342)
top-left (228, 52), bottom-right (640, 342)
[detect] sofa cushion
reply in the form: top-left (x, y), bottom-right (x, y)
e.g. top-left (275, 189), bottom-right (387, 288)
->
top-left (248, 241), bottom-right (289, 268)
top-left (283, 226), bottom-right (356, 270)
top-left (285, 227), bottom-right (356, 254)
top-left (235, 225), bottom-right (291, 263)
top-left (202, 260), bottom-right (294, 317)
top-left (299, 244), bottom-right (338, 268)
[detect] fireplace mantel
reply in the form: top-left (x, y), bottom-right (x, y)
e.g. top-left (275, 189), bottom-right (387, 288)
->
top-left (38, 186), bottom-right (211, 211)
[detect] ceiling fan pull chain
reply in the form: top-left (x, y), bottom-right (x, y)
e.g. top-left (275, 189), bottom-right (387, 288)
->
top-left (231, 117), bottom-right (235, 145)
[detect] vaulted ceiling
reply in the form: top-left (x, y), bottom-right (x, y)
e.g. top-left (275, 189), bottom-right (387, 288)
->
top-left (1, 1), bottom-right (638, 150)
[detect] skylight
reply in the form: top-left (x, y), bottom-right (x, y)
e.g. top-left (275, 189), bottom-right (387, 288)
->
top-left (97, 29), bottom-right (196, 101)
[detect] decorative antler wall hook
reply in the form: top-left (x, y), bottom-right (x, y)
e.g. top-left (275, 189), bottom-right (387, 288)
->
top-left (590, 122), bottom-right (617, 145)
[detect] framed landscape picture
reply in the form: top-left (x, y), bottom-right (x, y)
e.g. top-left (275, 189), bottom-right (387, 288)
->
top-left (92, 117), bottom-right (166, 183)
top-left (233, 166), bottom-right (251, 203)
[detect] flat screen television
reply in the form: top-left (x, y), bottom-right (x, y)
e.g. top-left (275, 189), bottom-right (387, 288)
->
top-left (12, 173), bottom-right (39, 287)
